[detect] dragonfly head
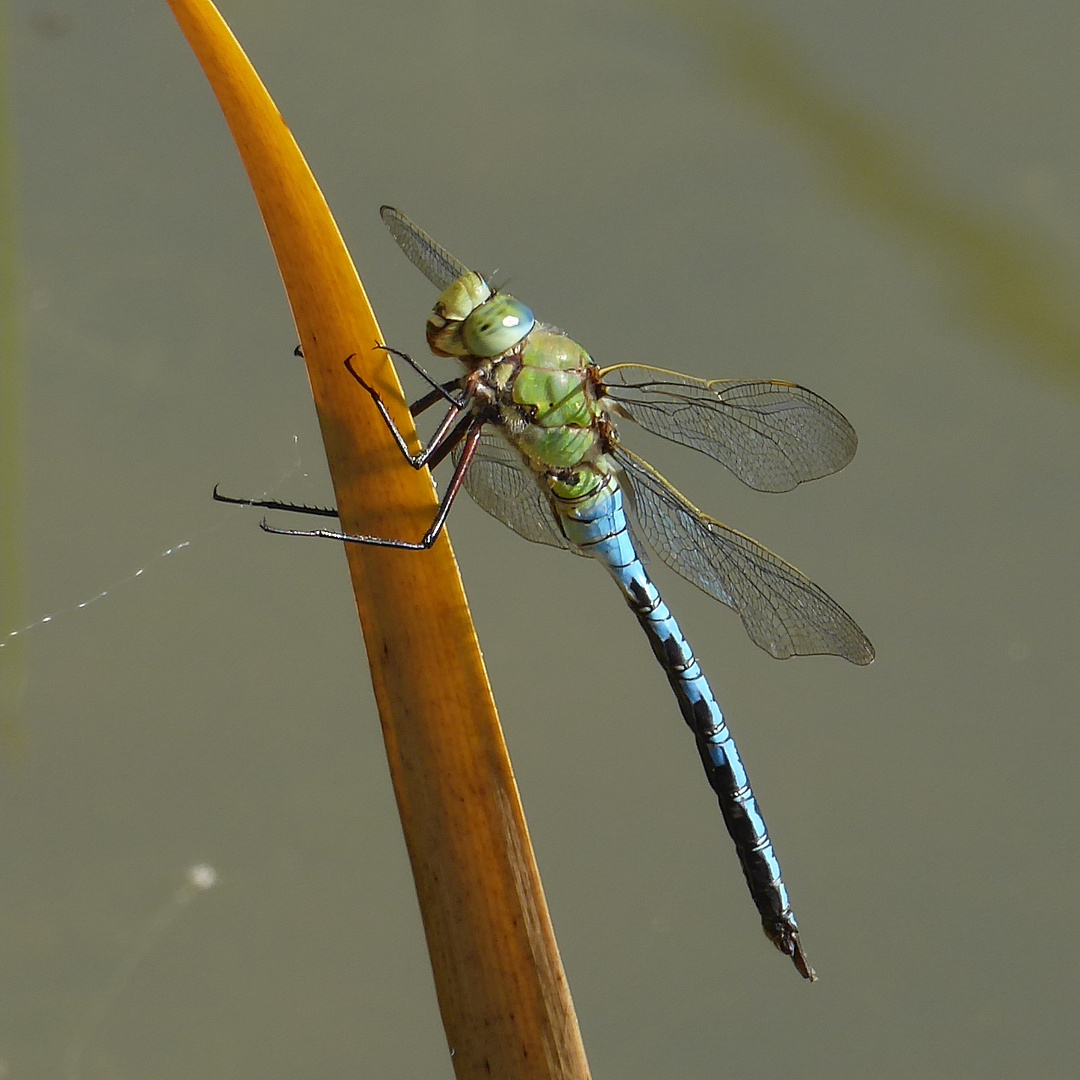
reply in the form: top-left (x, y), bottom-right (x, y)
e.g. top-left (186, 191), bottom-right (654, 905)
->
top-left (427, 271), bottom-right (535, 359)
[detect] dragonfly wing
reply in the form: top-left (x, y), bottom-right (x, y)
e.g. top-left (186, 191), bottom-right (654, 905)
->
top-left (381, 206), bottom-right (472, 292)
top-left (613, 446), bottom-right (874, 663)
top-left (601, 364), bottom-right (857, 492)
top-left (452, 432), bottom-right (580, 553)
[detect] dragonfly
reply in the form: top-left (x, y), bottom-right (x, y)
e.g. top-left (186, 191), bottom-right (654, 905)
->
top-left (217, 207), bottom-right (874, 981)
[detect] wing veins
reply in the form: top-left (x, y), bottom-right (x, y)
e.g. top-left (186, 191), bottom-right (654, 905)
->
top-left (602, 365), bottom-right (858, 493)
top-left (613, 445), bottom-right (874, 664)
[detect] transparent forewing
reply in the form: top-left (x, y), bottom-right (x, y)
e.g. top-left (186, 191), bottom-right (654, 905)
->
top-left (452, 432), bottom-right (580, 553)
top-left (601, 365), bottom-right (857, 493)
top-left (380, 206), bottom-right (472, 292)
top-left (613, 446), bottom-right (874, 663)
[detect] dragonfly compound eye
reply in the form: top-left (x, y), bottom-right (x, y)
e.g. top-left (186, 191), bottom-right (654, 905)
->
top-left (463, 295), bottom-right (536, 358)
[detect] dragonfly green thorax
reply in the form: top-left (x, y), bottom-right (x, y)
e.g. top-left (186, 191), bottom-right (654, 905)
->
top-left (427, 271), bottom-right (536, 359)
top-left (495, 327), bottom-right (605, 477)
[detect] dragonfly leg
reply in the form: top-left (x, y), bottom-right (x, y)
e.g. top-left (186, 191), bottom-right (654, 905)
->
top-left (259, 420), bottom-right (483, 550)
top-left (370, 345), bottom-right (464, 405)
top-left (296, 341), bottom-right (457, 407)
top-left (212, 485), bottom-right (339, 518)
top-left (345, 354), bottom-right (467, 469)
top-left (212, 381), bottom-right (474, 525)
top-left (410, 378), bottom-right (466, 418)
top-left (296, 340), bottom-right (459, 411)
top-left (424, 413), bottom-right (476, 471)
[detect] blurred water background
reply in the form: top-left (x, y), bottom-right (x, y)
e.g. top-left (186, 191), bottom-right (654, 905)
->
top-left (2, 1), bottom-right (1078, 1077)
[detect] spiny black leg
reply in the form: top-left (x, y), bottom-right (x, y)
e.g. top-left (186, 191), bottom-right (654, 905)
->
top-left (426, 413), bottom-right (475, 471)
top-left (213, 484), bottom-right (339, 519)
top-left (369, 345), bottom-right (463, 406)
top-left (259, 420), bottom-right (484, 550)
top-left (344, 354), bottom-right (467, 470)
top-left (347, 352), bottom-right (463, 411)
top-left (411, 379), bottom-right (466, 418)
